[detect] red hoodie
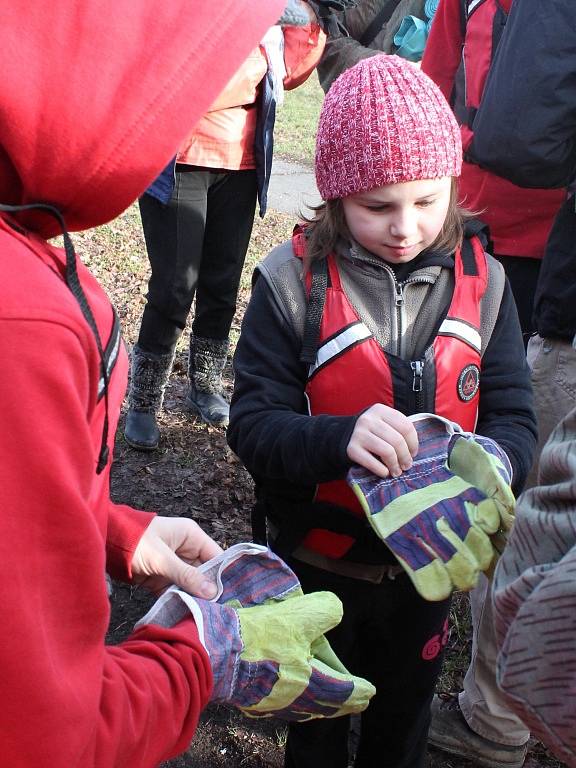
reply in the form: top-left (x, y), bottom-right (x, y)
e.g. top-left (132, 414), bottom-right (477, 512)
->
top-left (0, 1), bottom-right (283, 766)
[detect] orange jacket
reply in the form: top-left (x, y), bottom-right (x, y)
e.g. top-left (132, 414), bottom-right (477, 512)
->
top-left (178, 23), bottom-right (325, 170)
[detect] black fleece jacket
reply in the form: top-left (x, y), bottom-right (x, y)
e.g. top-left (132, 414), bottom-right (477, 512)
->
top-left (228, 245), bottom-right (537, 501)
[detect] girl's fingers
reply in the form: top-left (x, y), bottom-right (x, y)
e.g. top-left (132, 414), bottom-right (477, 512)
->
top-left (347, 444), bottom-right (391, 479)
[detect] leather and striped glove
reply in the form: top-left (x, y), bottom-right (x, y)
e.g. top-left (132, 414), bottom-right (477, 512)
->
top-left (348, 414), bottom-right (515, 602)
top-left (137, 543), bottom-right (375, 720)
top-left (183, 589), bottom-right (375, 720)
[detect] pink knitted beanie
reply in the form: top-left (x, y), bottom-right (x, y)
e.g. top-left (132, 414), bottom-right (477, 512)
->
top-left (315, 55), bottom-right (462, 200)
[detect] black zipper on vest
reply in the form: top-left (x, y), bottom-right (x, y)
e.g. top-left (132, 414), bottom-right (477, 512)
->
top-left (410, 359), bottom-right (425, 412)
top-left (394, 281), bottom-right (404, 357)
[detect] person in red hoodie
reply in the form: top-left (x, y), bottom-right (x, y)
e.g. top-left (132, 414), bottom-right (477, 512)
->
top-left (0, 2), bottom-right (315, 767)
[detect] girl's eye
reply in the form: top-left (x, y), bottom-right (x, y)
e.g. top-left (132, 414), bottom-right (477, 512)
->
top-left (365, 204), bottom-right (390, 212)
top-left (417, 199), bottom-right (435, 208)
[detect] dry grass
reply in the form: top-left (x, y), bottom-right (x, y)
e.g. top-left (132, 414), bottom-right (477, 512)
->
top-left (273, 72), bottom-right (324, 166)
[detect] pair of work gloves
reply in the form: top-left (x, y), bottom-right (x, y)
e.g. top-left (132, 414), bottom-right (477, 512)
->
top-left (137, 543), bottom-right (375, 720)
top-left (348, 414), bottom-right (515, 602)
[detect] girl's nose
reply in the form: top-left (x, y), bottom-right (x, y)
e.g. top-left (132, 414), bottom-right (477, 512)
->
top-left (389, 209), bottom-right (417, 240)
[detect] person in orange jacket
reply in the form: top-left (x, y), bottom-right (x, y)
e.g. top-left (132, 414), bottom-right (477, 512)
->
top-left (123, 8), bottom-right (326, 448)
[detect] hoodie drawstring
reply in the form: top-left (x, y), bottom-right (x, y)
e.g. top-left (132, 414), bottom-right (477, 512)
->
top-left (0, 202), bottom-right (110, 474)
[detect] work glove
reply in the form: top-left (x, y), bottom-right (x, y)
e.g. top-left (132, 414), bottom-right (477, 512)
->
top-left (348, 414), bottom-right (515, 602)
top-left (197, 542), bottom-right (302, 607)
top-left (137, 543), bottom-right (375, 720)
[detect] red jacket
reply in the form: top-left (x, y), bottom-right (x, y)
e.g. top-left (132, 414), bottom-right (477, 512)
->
top-left (0, 1), bottom-right (283, 766)
top-left (422, 0), bottom-right (564, 258)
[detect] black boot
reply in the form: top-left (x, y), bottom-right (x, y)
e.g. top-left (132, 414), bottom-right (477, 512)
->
top-left (187, 335), bottom-right (230, 426)
top-left (124, 345), bottom-right (174, 450)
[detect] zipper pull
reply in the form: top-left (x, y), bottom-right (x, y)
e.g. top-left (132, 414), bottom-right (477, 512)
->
top-left (411, 360), bottom-right (424, 392)
top-left (394, 282), bottom-right (404, 306)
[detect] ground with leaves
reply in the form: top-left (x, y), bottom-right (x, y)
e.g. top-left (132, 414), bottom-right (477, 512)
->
top-left (83, 204), bottom-right (565, 768)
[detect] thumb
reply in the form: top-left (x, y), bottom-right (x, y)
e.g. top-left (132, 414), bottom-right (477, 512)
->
top-left (295, 591), bottom-right (344, 643)
top-left (159, 544), bottom-right (218, 599)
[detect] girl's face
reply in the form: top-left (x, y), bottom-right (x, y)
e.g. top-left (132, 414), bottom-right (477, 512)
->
top-left (341, 177), bottom-right (452, 264)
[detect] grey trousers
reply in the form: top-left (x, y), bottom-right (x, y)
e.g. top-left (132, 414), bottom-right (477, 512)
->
top-left (459, 575), bottom-right (529, 746)
top-left (526, 334), bottom-right (576, 488)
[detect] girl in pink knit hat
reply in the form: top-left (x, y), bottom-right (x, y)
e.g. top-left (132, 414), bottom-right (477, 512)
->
top-left (228, 54), bottom-right (536, 768)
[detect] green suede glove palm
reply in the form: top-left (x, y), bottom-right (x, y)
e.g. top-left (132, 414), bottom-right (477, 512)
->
top-left (187, 590), bottom-right (375, 720)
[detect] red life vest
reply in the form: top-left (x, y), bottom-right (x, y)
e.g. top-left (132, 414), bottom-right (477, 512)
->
top-left (293, 231), bottom-right (488, 559)
top-left (453, 0), bottom-right (512, 153)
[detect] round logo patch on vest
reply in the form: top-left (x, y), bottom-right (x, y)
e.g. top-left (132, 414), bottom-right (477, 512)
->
top-left (457, 364), bottom-right (480, 402)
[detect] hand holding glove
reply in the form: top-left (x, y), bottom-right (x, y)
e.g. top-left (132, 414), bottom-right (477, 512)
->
top-left (348, 414), bottom-right (515, 601)
top-left (137, 543), bottom-right (375, 720)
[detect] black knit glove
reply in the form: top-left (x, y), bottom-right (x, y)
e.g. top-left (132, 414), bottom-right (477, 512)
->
top-left (307, 0), bottom-right (358, 36)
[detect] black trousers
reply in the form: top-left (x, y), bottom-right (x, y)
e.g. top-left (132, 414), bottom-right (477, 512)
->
top-left (137, 166), bottom-right (257, 355)
top-left (282, 557), bottom-right (451, 768)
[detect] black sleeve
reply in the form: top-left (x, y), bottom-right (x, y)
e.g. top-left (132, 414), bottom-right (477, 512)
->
top-left (476, 280), bottom-right (537, 495)
top-left (227, 276), bottom-right (358, 485)
top-left (468, 0), bottom-right (576, 189)
top-left (317, 34), bottom-right (379, 93)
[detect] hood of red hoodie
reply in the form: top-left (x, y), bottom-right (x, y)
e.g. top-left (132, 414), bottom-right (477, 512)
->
top-left (0, 0), bottom-right (283, 239)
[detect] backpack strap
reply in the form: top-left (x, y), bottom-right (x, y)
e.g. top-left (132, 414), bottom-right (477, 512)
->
top-left (300, 257), bottom-right (328, 364)
top-left (359, 0), bottom-right (400, 47)
top-left (454, 0), bottom-right (507, 130)
top-left (463, 217), bottom-right (493, 263)
top-left (459, 0), bottom-right (469, 36)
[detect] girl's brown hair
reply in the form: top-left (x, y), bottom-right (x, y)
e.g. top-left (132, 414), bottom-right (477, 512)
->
top-left (302, 178), bottom-right (475, 269)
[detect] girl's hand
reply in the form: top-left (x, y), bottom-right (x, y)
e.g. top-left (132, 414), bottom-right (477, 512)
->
top-left (347, 404), bottom-right (419, 478)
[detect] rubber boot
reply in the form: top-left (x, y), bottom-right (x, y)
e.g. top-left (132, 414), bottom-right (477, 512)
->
top-left (124, 345), bottom-right (174, 450)
top-left (187, 335), bottom-right (230, 427)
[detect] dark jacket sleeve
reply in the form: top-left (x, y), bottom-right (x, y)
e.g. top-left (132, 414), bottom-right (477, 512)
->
top-left (317, 0), bottom-right (427, 92)
top-left (228, 276), bottom-right (357, 485)
top-left (476, 280), bottom-right (537, 494)
top-left (468, 0), bottom-right (576, 188)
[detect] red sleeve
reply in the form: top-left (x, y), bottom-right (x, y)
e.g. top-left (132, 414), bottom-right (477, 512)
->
top-left (421, 0), bottom-right (464, 101)
top-left (283, 22), bottom-right (326, 90)
top-left (0, 318), bottom-right (212, 768)
top-left (107, 503), bottom-right (156, 581)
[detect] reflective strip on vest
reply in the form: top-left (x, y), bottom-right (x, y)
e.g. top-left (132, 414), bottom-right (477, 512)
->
top-left (309, 321), bottom-right (373, 377)
top-left (467, 0), bottom-right (485, 15)
top-left (437, 317), bottom-right (482, 354)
